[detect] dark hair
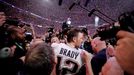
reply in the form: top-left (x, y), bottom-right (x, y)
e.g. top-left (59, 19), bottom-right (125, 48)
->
top-left (24, 43), bottom-right (55, 75)
top-left (67, 28), bottom-right (83, 43)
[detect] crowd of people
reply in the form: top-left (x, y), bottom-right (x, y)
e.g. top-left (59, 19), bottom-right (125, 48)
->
top-left (0, 9), bottom-right (134, 75)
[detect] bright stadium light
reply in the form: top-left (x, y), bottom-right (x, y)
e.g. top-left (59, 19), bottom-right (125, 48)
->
top-left (66, 18), bottom-right (71, 25)
top-left (95, 16), bottom-right (99, 27)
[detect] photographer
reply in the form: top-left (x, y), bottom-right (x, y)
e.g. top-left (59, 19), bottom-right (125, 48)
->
top-left (0, 15), bottom-right (27, 75)
top-left (94, 10), bottom-right (134, 75)
top-left (6, 25), bottom-right (26, 58)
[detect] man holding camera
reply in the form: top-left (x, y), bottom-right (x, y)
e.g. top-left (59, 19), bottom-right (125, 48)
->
top-left (114, 11), bottom-right (134, 75)
top-left (0, 11), bottom-right (26, 75)
top-left (96, 11), bottom-right (134, 75)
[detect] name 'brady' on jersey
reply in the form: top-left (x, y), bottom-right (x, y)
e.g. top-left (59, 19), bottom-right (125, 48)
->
top-left (51, 43), bottom-right (85, 75)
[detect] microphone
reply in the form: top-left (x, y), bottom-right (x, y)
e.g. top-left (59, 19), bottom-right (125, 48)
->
top-left (88, 9), bottom-right (96, 17)
top-left (58, 0), bottom-right (63, 6)
top-left (69, 3), bottom-right (76, 10)
top-left (84, 0), bottom-right (90, 7)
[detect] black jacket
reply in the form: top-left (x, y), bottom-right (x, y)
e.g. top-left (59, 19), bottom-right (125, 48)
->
top-left (91, 49), bottom-right (107, 75)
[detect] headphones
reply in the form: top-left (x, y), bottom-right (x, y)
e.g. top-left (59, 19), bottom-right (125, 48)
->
top-left (0, 47), bottom-right (11, 58)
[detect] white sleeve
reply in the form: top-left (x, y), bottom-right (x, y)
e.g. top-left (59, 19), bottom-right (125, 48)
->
top-left (51, 43), bottom-right (59, 48)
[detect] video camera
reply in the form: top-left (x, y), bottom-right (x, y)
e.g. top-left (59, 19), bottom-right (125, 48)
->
top-left (94, 11), bottom-right (134, 45)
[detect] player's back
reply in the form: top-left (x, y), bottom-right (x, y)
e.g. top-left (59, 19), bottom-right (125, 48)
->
top-left (52, 43), bottom-right (84, 75)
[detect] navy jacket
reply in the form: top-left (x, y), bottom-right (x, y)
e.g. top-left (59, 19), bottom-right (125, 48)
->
top-left (91, 49), bottom-right (107, 75)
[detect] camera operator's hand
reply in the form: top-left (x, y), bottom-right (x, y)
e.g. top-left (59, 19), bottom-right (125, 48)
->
top-left (99, 57), bottom-right (124, 75)
top-left (115, 30), bottom-right (134, 75)
top-left (106, 43), bottom-right (115, 58)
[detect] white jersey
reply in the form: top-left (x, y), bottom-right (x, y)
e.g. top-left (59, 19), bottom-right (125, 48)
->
top-left (51, 43), bottom-right (84, 75)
